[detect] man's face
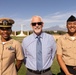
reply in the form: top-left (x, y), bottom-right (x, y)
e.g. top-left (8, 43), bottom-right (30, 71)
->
top-left (0, 27), bottom-right (12, 41)
top-left (31, 17), bottom-right (43, 35)
top-left (67, 21), bottom-right (76, 33)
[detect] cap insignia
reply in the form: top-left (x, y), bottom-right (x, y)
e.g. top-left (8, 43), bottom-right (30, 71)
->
top-left (3, 20), bottom-right (8, 26)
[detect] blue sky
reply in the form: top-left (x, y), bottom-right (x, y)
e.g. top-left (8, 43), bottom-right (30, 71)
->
top-left (0, 0), bottom-right (76, 31)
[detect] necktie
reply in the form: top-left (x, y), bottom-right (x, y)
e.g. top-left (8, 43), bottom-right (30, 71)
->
top-left (36, 36), bottom-right (42, 71)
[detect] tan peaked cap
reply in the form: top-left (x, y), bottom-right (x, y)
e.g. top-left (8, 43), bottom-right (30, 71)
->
top-left (0, 18), bottom-right (14, 27)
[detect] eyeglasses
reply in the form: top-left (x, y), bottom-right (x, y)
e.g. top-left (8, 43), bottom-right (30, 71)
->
top-left (31, 22), bottom-right (43, 26)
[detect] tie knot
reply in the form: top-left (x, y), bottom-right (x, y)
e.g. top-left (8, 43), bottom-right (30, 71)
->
top-left (37, 36), bottom-right (40, 38)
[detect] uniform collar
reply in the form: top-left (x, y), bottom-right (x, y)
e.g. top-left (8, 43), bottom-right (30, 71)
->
top-left (64, 33), bottom-right (76, 40)
top-left (0, 38), bottom-right (13, 44)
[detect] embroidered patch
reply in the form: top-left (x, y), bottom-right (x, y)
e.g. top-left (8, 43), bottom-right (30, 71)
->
top-left (8, 46), bottom-right (14, 50)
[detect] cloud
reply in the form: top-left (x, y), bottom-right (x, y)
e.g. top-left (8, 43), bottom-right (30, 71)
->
top-left (43, 11), bottom-right (76, 23)
top-left (1, 11), bottom-right (76, 31)
top-left (42, 11), bottom-right (76, 29)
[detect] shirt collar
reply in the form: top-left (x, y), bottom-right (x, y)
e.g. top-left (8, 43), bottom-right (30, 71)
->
top-left (33, 32), bottom-right (43, 39)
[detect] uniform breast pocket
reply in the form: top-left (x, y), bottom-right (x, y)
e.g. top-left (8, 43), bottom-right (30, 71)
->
top-left (62, 46), bottom-right (71, 50)
top-left (62, 46), bottom-right (72, 55)
top-left (5, 46), bottom-right (16, 56)
top-left (3, 46), bottom-right (15, 59)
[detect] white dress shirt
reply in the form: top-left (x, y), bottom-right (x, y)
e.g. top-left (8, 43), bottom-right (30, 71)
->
top-left (22, 32), bottom-right (56, 70)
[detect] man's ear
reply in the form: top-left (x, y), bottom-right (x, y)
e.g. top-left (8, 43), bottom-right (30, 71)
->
top-left (30, 24), bottom-right (33, 29)
top-left (42, 22), bottom-right (44, 27)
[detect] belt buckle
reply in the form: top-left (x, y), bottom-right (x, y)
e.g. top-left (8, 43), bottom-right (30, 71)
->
top-left (41, 70), bottom-right (46, 74)
top-left (36, 70), bottom-right (44, 74)
top-left (36, 70), bottom-right (41, 74)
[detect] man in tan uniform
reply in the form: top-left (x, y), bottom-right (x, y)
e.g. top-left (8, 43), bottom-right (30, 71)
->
top-left (57, 15), bottom-right (76, 75)
top-left (0, 18), bottom-right (24, 75)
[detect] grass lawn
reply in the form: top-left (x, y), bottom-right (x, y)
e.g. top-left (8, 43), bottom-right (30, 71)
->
top-left (51, 58), bottom-right (60, 75)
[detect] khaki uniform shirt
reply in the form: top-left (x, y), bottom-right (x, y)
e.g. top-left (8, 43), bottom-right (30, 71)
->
top-left (57, 33), bottom-right (76, 66)
top-left (0, 38), bottom-right (24, 75)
